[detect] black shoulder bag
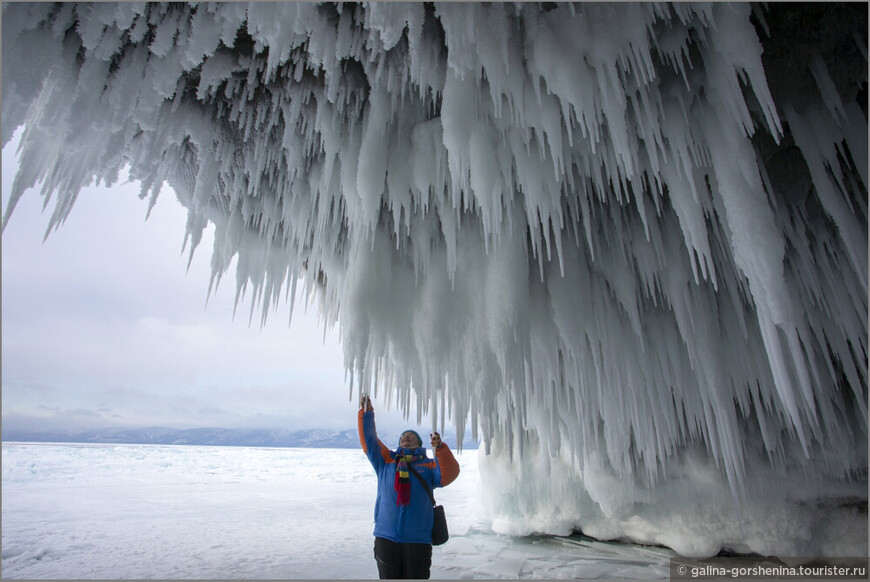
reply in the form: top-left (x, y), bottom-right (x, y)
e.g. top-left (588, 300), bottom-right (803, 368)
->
top-left (406, 463), bottom-right (449, 545)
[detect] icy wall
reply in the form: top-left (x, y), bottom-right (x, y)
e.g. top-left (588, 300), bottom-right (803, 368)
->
top-left (2, 2), bottom-right (867, 556)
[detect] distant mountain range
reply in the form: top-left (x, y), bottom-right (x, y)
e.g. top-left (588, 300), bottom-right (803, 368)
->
top-left (1, 425), bottom-right (479, 450)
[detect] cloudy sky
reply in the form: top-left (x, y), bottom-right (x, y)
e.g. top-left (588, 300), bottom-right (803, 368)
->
top-left (2, 130), bottom-right (418, 435)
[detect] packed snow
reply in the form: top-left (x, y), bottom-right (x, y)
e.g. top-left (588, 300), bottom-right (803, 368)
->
top-left (1, 443), bottom-right (675, 579)
top-left (1, 2), bottom-right (866, 557)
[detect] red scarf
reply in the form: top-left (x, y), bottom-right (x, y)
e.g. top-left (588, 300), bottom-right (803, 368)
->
top-left (394, 453), bottom-right (424, 506)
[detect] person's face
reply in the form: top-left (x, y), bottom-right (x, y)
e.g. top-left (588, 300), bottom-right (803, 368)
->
top-left (399, 432), bottom-right (420, 449)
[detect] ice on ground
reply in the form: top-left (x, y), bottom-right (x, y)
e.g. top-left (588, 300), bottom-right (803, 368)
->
top-left (2, 443), bottom-right (675, 580)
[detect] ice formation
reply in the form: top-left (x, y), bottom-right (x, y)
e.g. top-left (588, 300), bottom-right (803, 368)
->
top-left (2, 2), bottom-right (867, 556)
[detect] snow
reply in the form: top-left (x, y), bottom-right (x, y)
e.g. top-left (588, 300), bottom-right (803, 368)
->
top-left (1, 443), bottom-right (675, 579)
top-left (1, 2), bottom-right (866, 559)
top-left (478, 435), bottom-right (867, 558)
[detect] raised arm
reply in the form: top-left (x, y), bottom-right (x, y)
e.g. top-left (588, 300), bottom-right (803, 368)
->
top-left (357, 396), bottom-right (391, 469)
top-left (430, 432), bottom-right (460, 486)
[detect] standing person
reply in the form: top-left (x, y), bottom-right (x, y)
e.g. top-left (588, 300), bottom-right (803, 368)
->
top-left (358, 395), bottom-right (460, 579)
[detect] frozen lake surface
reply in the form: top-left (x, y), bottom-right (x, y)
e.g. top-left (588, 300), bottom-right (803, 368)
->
top-left (2, 443), bottom-right (674, 579)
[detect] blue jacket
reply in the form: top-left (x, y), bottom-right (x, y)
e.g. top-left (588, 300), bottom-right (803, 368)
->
top-left (358, 408), bottom-right (460, 544)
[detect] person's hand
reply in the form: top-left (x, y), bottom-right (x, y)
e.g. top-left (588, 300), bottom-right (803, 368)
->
top-left (430, 432), bottom-right (442, 450)
top-left (360, 395), bottom-right (373, 411)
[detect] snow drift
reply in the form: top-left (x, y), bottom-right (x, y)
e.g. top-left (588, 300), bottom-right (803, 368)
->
top-left (2, 2), bottom-right (866, 557)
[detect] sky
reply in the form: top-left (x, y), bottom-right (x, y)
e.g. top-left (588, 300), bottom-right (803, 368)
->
top-left (1, 129), bottom-right (419, 435)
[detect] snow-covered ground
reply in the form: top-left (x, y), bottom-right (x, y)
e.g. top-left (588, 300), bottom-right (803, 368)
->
top-left (1, 442), bottom-right (674, 579)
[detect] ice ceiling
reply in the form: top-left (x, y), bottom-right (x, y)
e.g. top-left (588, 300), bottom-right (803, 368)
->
top-left (2, 2), bottom-right (867, 555)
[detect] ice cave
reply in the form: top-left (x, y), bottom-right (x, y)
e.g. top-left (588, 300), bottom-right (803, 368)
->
top-left (2, 2), bottom-right (867, 557)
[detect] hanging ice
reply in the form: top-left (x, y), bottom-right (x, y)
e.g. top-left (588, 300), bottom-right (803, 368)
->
top-left (2, 2), bottom-right (866, 557)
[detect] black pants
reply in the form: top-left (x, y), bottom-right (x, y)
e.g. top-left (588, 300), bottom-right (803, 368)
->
top-left (373, 537), bottom-right (432, 579)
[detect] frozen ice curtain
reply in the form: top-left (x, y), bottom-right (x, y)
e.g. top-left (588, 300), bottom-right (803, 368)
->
top-left (2, 2), bottom-right (866, 557)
